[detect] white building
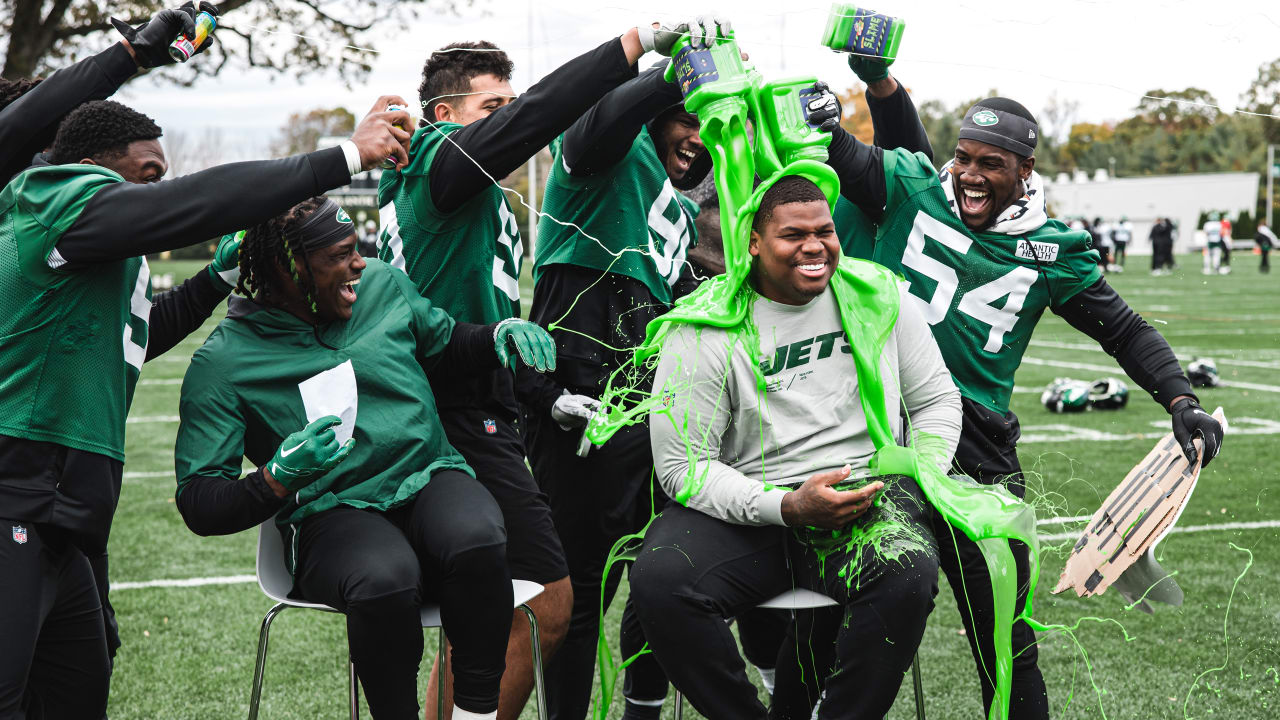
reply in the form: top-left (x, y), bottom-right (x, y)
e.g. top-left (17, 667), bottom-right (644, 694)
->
top-left (1044, 171), bottom-right (1259, 254)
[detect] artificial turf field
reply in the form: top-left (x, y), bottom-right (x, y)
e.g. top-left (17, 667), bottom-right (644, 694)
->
top-left (106, 254), bottom-right (1279, 719)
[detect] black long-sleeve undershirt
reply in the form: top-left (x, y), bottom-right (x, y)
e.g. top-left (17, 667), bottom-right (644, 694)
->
top-left (867, 81), bottom-right (933, 164)
top-left (57, 148), bottom-right (351, 264)
top-left (176, 319), bottom-right (507, 536)
top-left (145, 268), bottom-right (228, 361)
top-left (427, 37), bottom-right (636, 214)
top-left (0, 43), bottom-right (138, 187)
top-left (560, 61), bottom-right (680, 176)
top-left (1053, 278), bottom-right (1193, 410)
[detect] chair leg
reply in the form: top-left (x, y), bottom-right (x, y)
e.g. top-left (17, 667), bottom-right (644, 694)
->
top-left (248, 603), bottom-right (289, 720)
top-left (349, 656), bottom-right (360, 720)
top-left (673, 690), bottom-right (684, 720)
top-left (437, 628), bottom-right (448, 720)
top-left (519, 604), bottom-right (548, 720)
top-left (911, 653), bottom-right (925, 720)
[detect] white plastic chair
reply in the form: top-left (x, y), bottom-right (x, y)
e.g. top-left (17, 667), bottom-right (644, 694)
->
top-left (672, 588), bottom-right (926, 720)
top-left (247, 520), bottom-right (548, 719)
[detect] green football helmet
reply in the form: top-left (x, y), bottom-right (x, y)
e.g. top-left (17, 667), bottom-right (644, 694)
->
top-left (1041, 377), bottom-right (1091, 413)
top-left (1088, 377), bottom-right (1130, 410)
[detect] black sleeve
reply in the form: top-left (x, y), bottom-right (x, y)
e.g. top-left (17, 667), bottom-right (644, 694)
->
top-left (826, 127), bottom-right (889, 222)
top-left (56, 147), bottom-right (351, 264)
top-left (426, 321), bottom-right (503, 378)
top-left (866, 81), bottom-right (933, 162)
top-left (175, 469), bottom-right (286, 537)
top-left (428, 37), bottom-right (637, 213)
top-left (145, 267), bottom-right (228, 362)
top-left (0, 43), bottom-right (137, 186)
top-left (515, 362), bottom-right (565, 416)
top-left (1053, 278), bottom-right (1194, 410)
top-left (561, 62), bottom-right (681, 176)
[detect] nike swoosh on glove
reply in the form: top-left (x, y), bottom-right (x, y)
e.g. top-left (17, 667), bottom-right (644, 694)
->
top-left (268, 415), bottom-right (355, 493)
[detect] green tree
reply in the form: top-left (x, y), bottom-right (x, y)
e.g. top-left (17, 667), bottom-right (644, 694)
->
top-left (0, 0), bottom-right (470, 83)
top-left (1240, 56), bottom-right (1280, 144)
top-left (275, 106), bottom-right (355, 158)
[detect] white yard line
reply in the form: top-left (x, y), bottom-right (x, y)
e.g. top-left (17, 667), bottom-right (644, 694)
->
top-left (1020, 356), bottom-right (1280, 394)
top-left (138, 378), bottom-right (184, 386)
top-left (110, 522), bottom-right (1280, 592)
top-left (1021, 415), bottom-right (1280, 443)
top-left (125, 415), bottom-right (181, 423)
top-left (1029, 339), bottom-right (1280, 370)
top-left (124, 471), bottom-right (172, 479)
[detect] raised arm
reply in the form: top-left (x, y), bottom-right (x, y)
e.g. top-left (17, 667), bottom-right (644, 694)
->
top-left (560, 61), bottom-right (682, 176)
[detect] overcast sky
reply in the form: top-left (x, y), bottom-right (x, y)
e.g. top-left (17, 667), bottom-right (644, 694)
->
top-left (110, 0), bottom-right (1280, 158)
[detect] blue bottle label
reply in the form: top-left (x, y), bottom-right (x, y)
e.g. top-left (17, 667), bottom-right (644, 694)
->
top-left (673, 45), bottom-right (720, 96)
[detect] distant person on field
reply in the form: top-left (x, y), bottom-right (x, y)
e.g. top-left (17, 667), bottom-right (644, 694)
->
top-left (1149, 217), bottom-right (1176, 274)
top-left (1110, 216), bottom-right (1132, 270)
top-left (1257, 222), bottom-right (1276, 274)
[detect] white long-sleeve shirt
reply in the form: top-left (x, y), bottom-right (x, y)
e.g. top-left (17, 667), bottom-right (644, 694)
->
top-left (650, 285), bottom-right (961, 527)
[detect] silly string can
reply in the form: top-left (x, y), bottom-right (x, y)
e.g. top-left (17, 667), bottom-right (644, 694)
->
top-left (821, 3), bottom-right (904, 64)
top-left (168, 10), bottom-right (217, 63)
top-left (382, 104), bottom-right (410, 170)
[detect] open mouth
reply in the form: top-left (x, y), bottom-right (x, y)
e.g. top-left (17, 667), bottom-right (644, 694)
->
top-left (959, 185), bottom-right (991, 218)
top-left (672, 147), bottom-right (698, 175)
top-left (795, 259), bottom-right (828, 279)
top-left (338, 276), bottom-right (360, 304)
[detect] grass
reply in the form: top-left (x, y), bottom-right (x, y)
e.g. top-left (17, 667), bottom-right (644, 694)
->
top-left (106, 254), bottom-right (1280, 719)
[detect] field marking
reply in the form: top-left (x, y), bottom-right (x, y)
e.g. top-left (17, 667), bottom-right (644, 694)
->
top-left (126, 415), bottom-right (181, 424)
top-left (139, 378), bottom-right (184, 386)
top-left (1021, 416), bottom-right (1280, 443)
top-left (109, 522), bottom-right (1280, 591)
top-left (112, 575), bottom-right (256, 591)
top-left (1038, 520), bottom-right (1280, 543)
top-left (1037, 514), bottom-right (1091, 526)
top-left (124, 471), bottom-right (171, 479)
top-left (1020, 356), bottom-right (1280, 394)
top-left (1029, 339), bottom-right (1280, 370)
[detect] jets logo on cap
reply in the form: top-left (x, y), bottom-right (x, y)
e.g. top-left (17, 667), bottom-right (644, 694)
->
top-left (972, 110), bottom-right (999, 126)
top-left (336, 207), bottom-right (353, 224)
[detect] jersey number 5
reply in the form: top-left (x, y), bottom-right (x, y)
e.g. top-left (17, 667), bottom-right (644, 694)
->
top-left (902, 211), bottom-right (1037, 353)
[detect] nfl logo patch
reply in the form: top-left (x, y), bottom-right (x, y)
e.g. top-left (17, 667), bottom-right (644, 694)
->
top-left (483, 419), bottom-right (497, 435)
top-left (12, 525), bottom-right (28, 544)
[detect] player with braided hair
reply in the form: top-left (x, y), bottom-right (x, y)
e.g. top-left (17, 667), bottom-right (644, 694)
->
top-left (176, 197), bottom-right (560, 720)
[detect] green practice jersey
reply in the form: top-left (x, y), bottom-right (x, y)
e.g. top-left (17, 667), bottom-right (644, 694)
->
top-left (377, 123), bottom-right (523, 324)
top-left (0, 165), bottom-right (151, 461)
top-left (861, 149), bottom-right (1101, 414)
top-left (833, 195), bottom-right (876, 259)
top-left (533, 128), bottom-right (699, 304)
top-left (175, 260), bottom-right (471, 528)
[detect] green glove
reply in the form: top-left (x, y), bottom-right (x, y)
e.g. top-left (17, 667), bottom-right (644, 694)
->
top-left (208, 230), bottom-right (244, 292)
top-left (267, 415), bottom-right (355, 492)
top-left (848, 54), bottom-right (890, 84)
top-left (494, 318), bottom-right (557, 372)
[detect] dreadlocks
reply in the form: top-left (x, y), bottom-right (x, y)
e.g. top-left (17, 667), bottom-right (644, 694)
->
top-left (235, 196), bottom-right (327, 320)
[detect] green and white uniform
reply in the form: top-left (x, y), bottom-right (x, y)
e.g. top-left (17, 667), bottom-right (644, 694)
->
top-left (860, 149), bottom-right (1101, 414)
top-left (0, 165), bottom-right (150, 461)
top-left (377, 123), bottom-right (523, 325)
top-left (534, 128), bottom-right (698, 305)
top-left (176, 260), bottom-right (471, 528)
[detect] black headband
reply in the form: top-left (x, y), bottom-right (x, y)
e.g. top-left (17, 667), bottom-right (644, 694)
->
top-left (958, 104), bottom-right (1038, 157)
top-left (296, 198), bottom-right (355, 253)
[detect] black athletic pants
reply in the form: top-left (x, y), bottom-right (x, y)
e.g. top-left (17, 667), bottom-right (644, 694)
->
top-left (292, 471), bottom-right (513, 718)
top-left (0, 523), bottom-right (109, 720)
top-left (524, 411), bottom-right (668, 718)
top-left (631, 477), bottom-right (938, 720)
top-left (941, 398), bottom-right (1049, 720)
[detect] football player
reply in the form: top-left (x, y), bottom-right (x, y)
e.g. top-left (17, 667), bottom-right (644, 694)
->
top-left (826, 97), bottom-right (1224, 719)
top-left (376, 22), bottom-right (690, 717)
top-left (175, 197), bottom-right (557, 720)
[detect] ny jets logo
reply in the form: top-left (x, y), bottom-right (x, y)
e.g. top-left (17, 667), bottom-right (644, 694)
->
top-left (972, 110), bottom-right (999, 126)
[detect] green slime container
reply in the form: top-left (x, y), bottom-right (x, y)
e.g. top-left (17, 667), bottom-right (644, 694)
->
top-left (821, 3), bottom-right (904, 64)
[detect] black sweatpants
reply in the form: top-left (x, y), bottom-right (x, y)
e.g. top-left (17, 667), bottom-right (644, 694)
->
top-left (524, 411), bottom-right (668, 718)
top-left (942, 398), bottom-right (1048, 720)
top-left (0, 522), bottom-right (110, 720)
top-left (292, 471), bottom-right (513, 718)
top-left (630, 476), bottom-right (938, 720)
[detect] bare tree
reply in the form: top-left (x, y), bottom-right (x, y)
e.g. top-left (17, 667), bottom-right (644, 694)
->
top-left (1, 1), bottom-right (472, 83)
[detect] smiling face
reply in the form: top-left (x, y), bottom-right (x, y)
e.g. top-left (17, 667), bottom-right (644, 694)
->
top-left (950, 138), bottom-right (1035, 230)
top-left (749, 201), bottom-right (839, 305)
top-left (293, 234), bottom-right (366, 322)
top-left (652, 110), bottom-right (705, 182)
top-left (433, 73), bottom-right (515, 127)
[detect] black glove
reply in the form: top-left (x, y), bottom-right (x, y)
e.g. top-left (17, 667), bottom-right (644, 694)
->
top-left (112, 2), bottom-right (219, 69)
top-left (1170, 397), bottom-right (1222, 468)
top-left (806, 81), bottom-right (842, 133)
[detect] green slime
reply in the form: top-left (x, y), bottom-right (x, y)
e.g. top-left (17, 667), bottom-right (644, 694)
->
top-left (588, 34), bottom-right (1041, 720)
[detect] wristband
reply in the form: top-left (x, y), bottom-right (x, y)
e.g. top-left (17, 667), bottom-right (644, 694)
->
top-left (339, 140), bottom-right (363, 176)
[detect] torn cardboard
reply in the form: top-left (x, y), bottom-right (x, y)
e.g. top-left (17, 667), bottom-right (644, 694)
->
top-left (1052, 407), bottom-right (1227, 608)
